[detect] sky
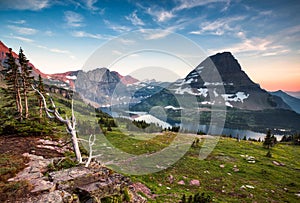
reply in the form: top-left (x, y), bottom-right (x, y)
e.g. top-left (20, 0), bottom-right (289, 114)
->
top-left (0, 0), bottom-right (299, 91)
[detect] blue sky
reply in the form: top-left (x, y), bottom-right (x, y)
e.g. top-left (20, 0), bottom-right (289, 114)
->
top-left (0, 0), bottom-right (299, 91)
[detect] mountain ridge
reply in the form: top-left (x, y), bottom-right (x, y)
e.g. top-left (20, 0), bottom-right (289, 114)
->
top-left (270, 90), bottom-right (300, 114)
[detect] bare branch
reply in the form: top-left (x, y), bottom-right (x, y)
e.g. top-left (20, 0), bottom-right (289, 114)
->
top-left (85, 134), bottom-right (96, 167)
top-left (32, 85), bottom-right (55, 119)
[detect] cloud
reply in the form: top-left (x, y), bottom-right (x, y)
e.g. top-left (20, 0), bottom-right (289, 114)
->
top-left (36, 43), bottom-right (75, 59)
top-left (9, 20), bottom-right (26, 24)
top-left (49, 48), bottom-right (70, 54)
top-left (44, 30), bottom-right (54, 36)
top-left (8, 35), bottom-right (34, 43)
top-left (72, 31), bottom-right (112, 40)
top-left (141, 26), bottom-right (179, 40)
top-left (0, 0), bottom-right (50, 11)
top-left (64, 11), bottom-right (84, 27)
top-left (85, 0), bottom-right (98, 11)
top-left (221, 0), bottom-right (231, 12)
top-left (189, 16), bottom-right (244, 36)
top-left (103, 20), bottom-right (131, 33)
top-left (8, 25), bottom-right (38, 35)
top-left (146, 7), bottom-right (175, 22)
top-left (118, 38), bottom-right (136, 45)
top-left (174, 0), bottom-right (227, 11)
top-left (209, 36), bottom-right (290, 57)
top-left (125, 10), bottom-right (145, 26)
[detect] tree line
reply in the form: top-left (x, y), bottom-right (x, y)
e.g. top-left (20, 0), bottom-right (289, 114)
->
top-left (1, 48), bottom-right (44, 121)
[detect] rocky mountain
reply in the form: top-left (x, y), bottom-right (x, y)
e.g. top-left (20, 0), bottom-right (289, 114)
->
top-left (74, 68), bottom-right (170, 107)
top-left (131, 52), bottom-right (300, 133)
top-left (270, 90), bottom-right (300, 114)
top-left (171, 52), bottom-right (290, 110)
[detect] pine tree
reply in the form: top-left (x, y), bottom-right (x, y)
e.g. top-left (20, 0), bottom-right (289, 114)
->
top-left (3, 48), bottom-right (23, 119)
top-left (263, 129), bottom-right (276, 149)
top-left (19, 47), bottom-right (34, 119)
top-left (37, 74), bottom-right (45, 120)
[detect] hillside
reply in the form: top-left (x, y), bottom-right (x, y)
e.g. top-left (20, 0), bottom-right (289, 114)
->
top-left (104, 130), bottom-right (300, 202)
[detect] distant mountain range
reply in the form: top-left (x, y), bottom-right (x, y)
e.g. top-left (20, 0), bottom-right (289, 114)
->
top-left (270, 90), bottom-right (300, 114)
top-left (1, 40), bottom-right (300, 133)
top-left (286, 91), bottom-right (300, 99)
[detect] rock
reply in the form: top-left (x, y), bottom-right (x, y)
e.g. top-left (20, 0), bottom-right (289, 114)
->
top-left (246, 185), bottom-right (255, 189)
top-left (29, 190), bottom-right (63, 203)
top-left (272, 160), bottom-right (285, 166)
top-left (177, 180), bottom-right (185, 185)
top-left (168, 174), bottom-right (174, 184)
top-left (9, 152), bottom-right (144, 203)
top-left (233, 167), bottom-right (239, 172)
top-left (220, 164), bottom-right (225, 168)
top-left (131, 182), bottom-right (154, 199)
top-left (240, 184), bottom-right (254, 190)
top-left (30, 179), bottom-right (55, 193)
top-left (189, 179), bottom-right (200, 186)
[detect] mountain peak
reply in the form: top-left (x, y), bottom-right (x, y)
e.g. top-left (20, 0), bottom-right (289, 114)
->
top-left (208, 51), bottom-right (241, 73)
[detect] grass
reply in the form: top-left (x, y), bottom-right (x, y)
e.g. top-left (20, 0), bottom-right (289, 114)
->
top-left (0, 153), bottom-right (31, 202)
top-left (100, 130), bottom-right (300, 202)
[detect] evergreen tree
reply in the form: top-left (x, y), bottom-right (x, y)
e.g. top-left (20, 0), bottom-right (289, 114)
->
top-left (19, 47), bottom-right (34, 119)
top-left (263, 129), bottom-right (276, 149)
top-left (37, 74), bottom-right (45, 120)
top-left (3, 48), bottom-right (23, 119)
top-left (293, 133), bottom-right (300, 145)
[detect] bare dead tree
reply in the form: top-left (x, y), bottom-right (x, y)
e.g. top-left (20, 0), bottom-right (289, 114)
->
top-left (85, 134), bottom-right (96, 167)
top-left (32, 85), bottom-right (82, 163)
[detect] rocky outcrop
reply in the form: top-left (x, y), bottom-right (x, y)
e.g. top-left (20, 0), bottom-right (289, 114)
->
top-left (9, 150), bottom-right (146, 202)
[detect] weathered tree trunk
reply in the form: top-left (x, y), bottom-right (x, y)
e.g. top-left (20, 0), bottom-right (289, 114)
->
top-left (71, 129), bottom-right (82, 163)
top-left (16, 86), bottom-right (23, 120)
top-left (23, 87), bottom-right (29, 119)
top-left (39, 99), bottom-right (43, 120)
top-left (32, 85), bottom-right (82, 163)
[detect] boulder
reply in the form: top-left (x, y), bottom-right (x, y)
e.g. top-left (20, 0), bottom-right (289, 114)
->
top-left (189, 179), bottom-right (200, 186)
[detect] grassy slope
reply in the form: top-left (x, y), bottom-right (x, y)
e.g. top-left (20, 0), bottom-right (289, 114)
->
top-left (104, 130), bottom-right (300, 202)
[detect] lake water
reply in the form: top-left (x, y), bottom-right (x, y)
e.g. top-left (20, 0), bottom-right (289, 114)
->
top-left (182, 124), bottom-right (283, 141)
top-left (101, 108), bottom-right (283, 141)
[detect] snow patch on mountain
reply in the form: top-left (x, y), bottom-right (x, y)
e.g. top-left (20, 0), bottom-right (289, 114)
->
top-left (164, 105), bottom-right (184, 110)
top-left (66, 75), bottom-right (77, 80)
top-left (222, 92), bottom-right (249, 103)
top-left (134, 114), bottom-right (171, 129)
top-left (225, 101), bottom-right (233, 107)
top-left (173, 87), bottom-right (208, 97)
